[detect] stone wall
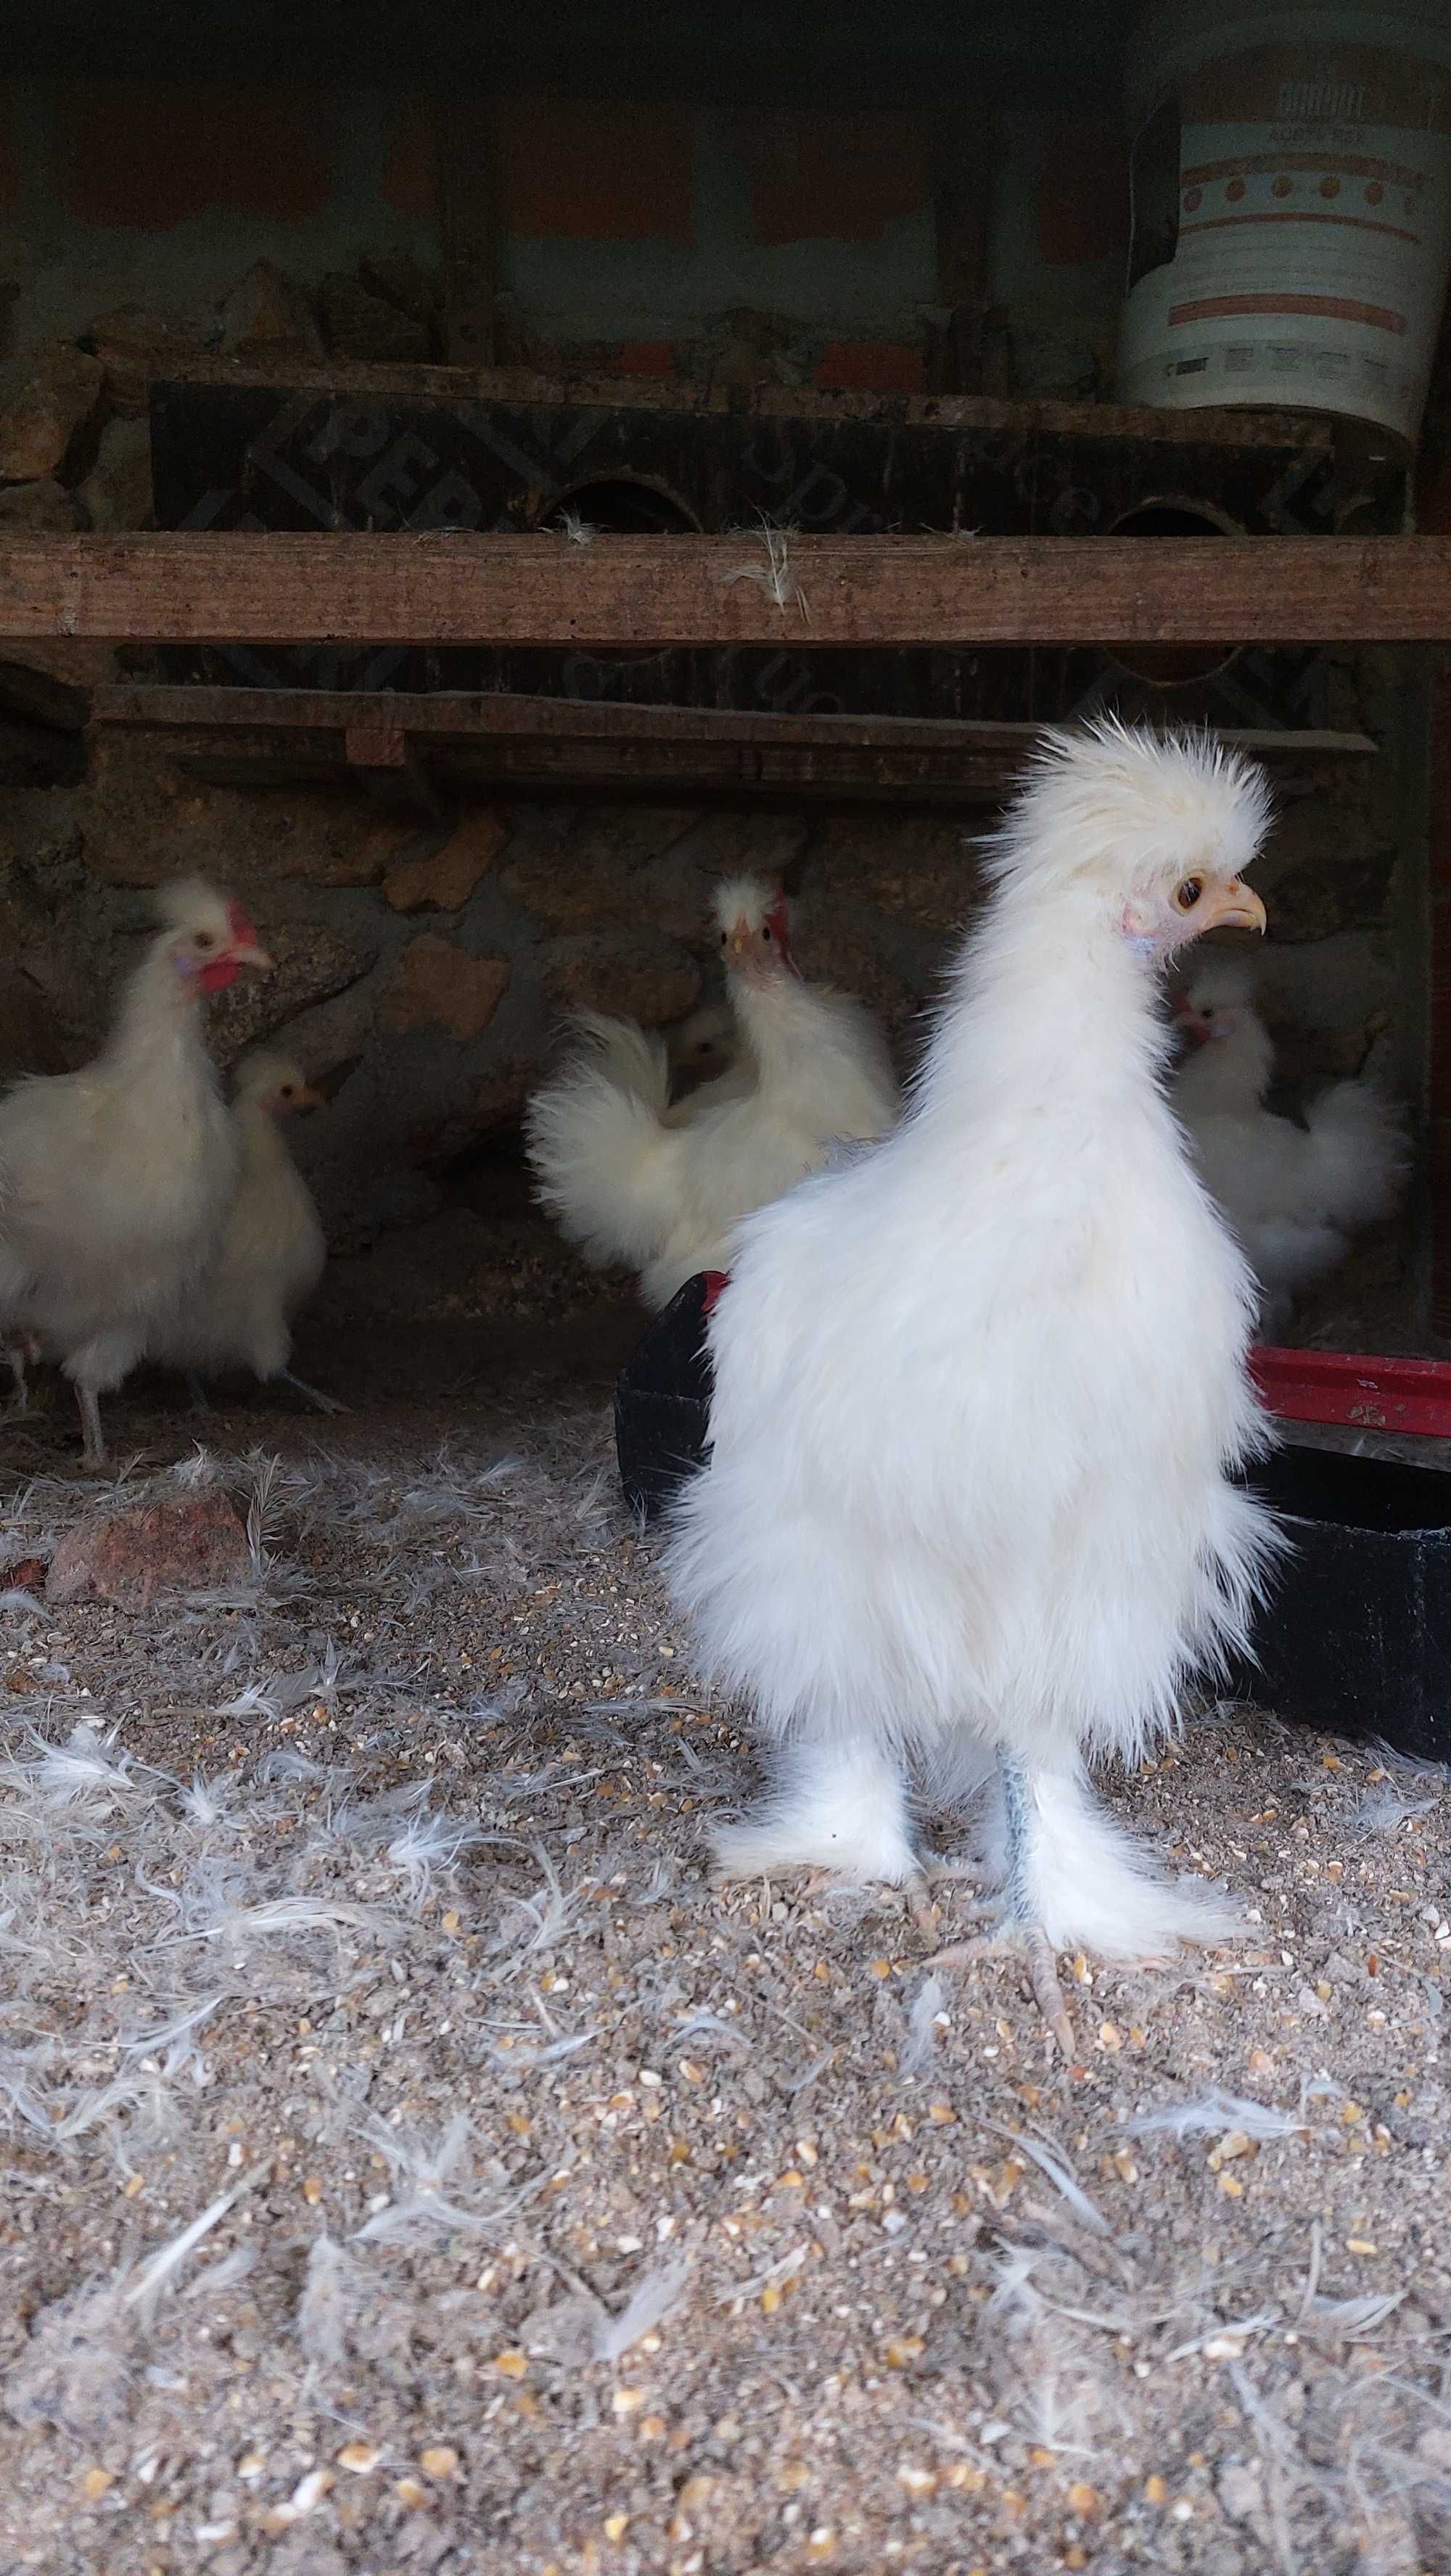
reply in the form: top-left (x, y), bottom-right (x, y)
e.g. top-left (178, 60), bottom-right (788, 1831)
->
top-left (0, 649), bottom-right (1423, 1346)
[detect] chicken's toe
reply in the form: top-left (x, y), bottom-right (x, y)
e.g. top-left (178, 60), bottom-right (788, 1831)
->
top-left (931, 1924), bottom-right (1077, 2062)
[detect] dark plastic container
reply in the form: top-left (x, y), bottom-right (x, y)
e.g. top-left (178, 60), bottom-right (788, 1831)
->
top-left (614, 1273), bottom-right (715, 1523)
top-left (1234, 1445), bottom-right (1451, 1760)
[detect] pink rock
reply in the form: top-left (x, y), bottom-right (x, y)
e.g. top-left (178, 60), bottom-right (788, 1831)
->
top-left (46, 1489), bottom-right (251, 1611)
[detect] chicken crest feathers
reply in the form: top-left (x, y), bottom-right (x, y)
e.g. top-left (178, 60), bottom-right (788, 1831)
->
top-left (987, 720), bottom-right (1273, 902)
top-left (711, 876), bottom-right (789, 938)
top-left (149, 875), bottom-right (242, 942)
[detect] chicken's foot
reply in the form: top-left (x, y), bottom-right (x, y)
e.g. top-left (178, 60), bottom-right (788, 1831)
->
top-left (276, 1368), bottom-right (349, 1416)
top-left (929, 1922), bottom-right (1076, 2060)
top-left (75, 1384), bottom-right (107, 1469)
top-left (927, 1756), bottom-right (1077, 2058)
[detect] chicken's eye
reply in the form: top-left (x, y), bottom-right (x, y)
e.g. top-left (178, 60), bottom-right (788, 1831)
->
top-left (718, 929), bottom-right (728, 946)
top-left (761, 925), bottom-right (773, 943)
top-left (1174, 877), bottom-right (1204, 913)
top-left (194, 931), bottom-right (215, 951)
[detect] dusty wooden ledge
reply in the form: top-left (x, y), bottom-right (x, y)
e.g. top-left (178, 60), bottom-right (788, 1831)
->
top-left (0, 532), bottom-right (1447, 647)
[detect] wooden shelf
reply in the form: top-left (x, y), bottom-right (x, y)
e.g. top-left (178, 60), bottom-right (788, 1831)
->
top-left (90, 683), bottom-right (1378, 810)
top-left (1, 532), bottom-right (1448, 649)
top-left (152, 356), bottom-right (1339, 452)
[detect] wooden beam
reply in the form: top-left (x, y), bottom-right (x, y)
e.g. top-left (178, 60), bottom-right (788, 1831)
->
top-left (929, 110), bottom-right (1008, 399)
top-left (0, 641), bottom-right (115, 728)
top-left (150, 356), bottom-right (1336, 453)
top-left (89, 683), bottom-right (1378, 810)
top-left (93, 683), bottom-right (1378, 763)
top-left (342, 717), bottom-right (442, 816)
top-left (8, 531), bottom-right (1451, 647)
top-left (436, 99), bottom-right (500, 366)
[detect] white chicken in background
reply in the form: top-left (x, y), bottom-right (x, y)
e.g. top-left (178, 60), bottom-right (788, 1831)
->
top-left (666, 725), bottom-right (1278, 2052)
top-left (0, 878), bottom-right (272, 1464)
top-left (525, 877), bottom-right (900, 1309)
top-left (1173, 958), bottom-right (1408, 1337)
top-left (665, 1000), bottom-right (743, 1106)
top-left (151, 1050), bottom-right (342, 1414)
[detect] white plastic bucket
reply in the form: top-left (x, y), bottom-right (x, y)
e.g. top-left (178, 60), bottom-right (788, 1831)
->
top-left (1117, 2), bottom-right (1451, 446)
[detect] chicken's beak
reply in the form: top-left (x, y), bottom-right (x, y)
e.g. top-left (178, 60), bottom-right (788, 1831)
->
top-left (726, 924), bottom-right (751, 960)
top-left (1198, 879), bottom-right (1266, 937)
top-left (292, 1083), bottom-right (326, 1111)
top-left (228, 940), bottom-right (275, 974)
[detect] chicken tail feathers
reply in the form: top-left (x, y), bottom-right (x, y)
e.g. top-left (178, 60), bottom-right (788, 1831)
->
top-left (525, 1014), bottom-right (680, 1276)
top-left (1303, 1079), bottom-right (1410, 1233)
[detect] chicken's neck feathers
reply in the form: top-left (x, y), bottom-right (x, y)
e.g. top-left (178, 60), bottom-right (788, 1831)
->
top-left (99, 942), bottom-right (221, 1106)
top-left (914, 884), bottom-right (1171, 1147)
top-left (728, 971), bottom-right (891, 1108)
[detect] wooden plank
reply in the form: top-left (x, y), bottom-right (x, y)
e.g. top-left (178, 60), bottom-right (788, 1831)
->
top-left (436, 99), bottom-right (499, 366)
top-left (929, 110), bottom-right (1007, 399)
top-left (9, 530), bottom-right (1451, 646)
top-left (91, 681), bottom-right (1379, 762)
top-left (342, 715), bottom-right (442, 815)
top-left (126, 733), bottom-right (1027, 807)
top-left (148, 355), bottom-right (1337, 451)
top-left (0, 641), bottom-right (115, 729)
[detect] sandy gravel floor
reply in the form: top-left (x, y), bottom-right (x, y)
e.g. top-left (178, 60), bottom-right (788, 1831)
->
top-left (0, 1235), bottom-right (1447, 2576)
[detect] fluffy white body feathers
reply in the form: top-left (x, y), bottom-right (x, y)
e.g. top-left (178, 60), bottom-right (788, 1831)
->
top-left (667, 725), bottom-right (1280, 1964)
top-left (526, 878), bottom-right (899, 1310)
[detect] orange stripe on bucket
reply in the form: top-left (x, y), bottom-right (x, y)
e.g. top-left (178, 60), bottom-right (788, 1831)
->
top-left (1180, 212), bottom-right (1420, 247)
top-left (1182, 152), bottom-right (1426, 189)
top-left (1167, 292), bottom-right (1406, 334)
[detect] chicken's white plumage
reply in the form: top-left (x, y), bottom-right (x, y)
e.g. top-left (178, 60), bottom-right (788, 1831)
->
top-left (0, 878), bottom-right (272, 1460)
top-left (666, 724), bottom-right (1280, 1995)
top-left (526, 877), bottom-right (899, 1309)
top-left (152, 1051), bottom-right (328, 1394)
top-left (1173, 958), bottom-right (1407, 1330)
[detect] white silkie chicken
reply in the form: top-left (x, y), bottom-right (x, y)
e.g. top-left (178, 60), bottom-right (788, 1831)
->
top-left (0, 878), bottom-right (272, 1463)
top-left (666, 1000), bottom-right (742, 1106)
top-left (150, 1050), bottom-right (342, 1413)
top-left (666, 724), bottom-right (1278, 2051)
top-left (526, 877), bottom-right (899, 1310)
top-left (1173, 958), bottom-right (1408, 1336)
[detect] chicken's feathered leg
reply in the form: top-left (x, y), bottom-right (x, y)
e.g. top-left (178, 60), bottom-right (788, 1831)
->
top-left (275, 1367), bottom-right (349, 1416)
top-left (933, 1756), bottom-right (1239, 2057)
top-left (932, 1758), bottom-right (1076, 2057)
top-left (4, 1338), bottom-right (37, 1416)
top-left (75, 1383), bottom-right (107, 1468)
top-left (715, 1735), bottom-right (921, 1891)
top-left (186, 1372), bottom-right (213, 1414)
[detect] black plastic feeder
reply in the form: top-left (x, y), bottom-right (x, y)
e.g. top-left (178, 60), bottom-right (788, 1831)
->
top-left (614, 1271), bottom-right (719, 1523)
top-left (1235, 1445), bottom-right (1451, 1761)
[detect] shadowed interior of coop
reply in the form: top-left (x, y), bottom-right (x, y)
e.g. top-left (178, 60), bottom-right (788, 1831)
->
top-left (0, 0), bottom-right (1437, 1443)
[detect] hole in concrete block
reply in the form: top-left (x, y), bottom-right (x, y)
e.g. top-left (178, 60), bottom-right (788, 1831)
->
top-left (1106, 494), bottom-right (1242, 688)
